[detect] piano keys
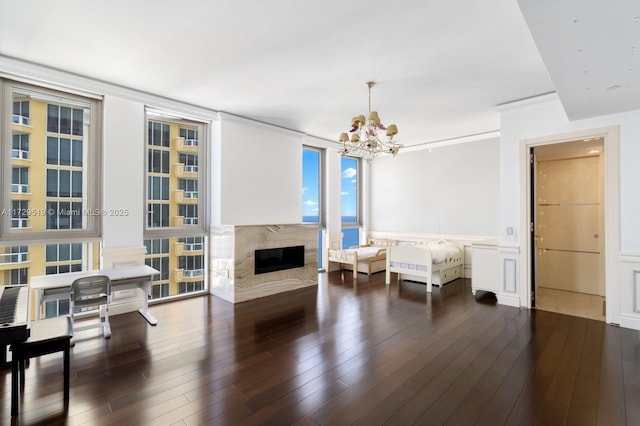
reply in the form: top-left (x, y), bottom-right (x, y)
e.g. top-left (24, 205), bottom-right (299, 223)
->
top-left (0, 285), bottom-right (30, 369)
top-left (0, 285), bottom-right (29, 325)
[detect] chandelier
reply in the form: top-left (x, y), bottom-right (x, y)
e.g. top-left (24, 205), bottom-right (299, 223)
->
top-left (338, 81), bottom-right (402, 161)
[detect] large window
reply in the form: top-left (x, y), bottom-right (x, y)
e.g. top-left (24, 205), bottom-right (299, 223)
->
top-left (2, 81), bottom-right (102, 243)
top-left (144, 110), bottom-right (208, 300)
top-left (1, 80), bottom-right (102, 320)
top-left (341, 156), bottom-right (360, 248)
top-left (302, 147), bottom-right (324, 268)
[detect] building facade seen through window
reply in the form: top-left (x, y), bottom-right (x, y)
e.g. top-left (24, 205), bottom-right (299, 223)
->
top-left (144, 112), bottom-right (207, 300)
top-left (2, 81), bottom-right (102, 319)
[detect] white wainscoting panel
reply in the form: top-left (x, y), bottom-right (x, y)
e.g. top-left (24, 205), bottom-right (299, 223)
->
top-left (620, 253), bottom-right (640, 330)
top-left (634, 270), bottom-right (640, 313)
top-left (503, 259), bottom-right (517, 293)
top-left (497, 246), bottom-right (521, 308)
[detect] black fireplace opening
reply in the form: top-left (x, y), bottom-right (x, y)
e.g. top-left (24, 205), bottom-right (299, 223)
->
top-left (255, 245), bottom-right (305, 275)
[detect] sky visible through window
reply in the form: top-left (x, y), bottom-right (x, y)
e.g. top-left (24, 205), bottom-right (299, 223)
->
top-left (341, 156), bottom-right (359, 248)
top-left (341, 156), bottom-right (358, 222)
top-left (302, 148), bottom-right (323, 267)
top-left (302, 148), bottom-right (320, 222)
top-left (301, 150), bottom-right (358, 223)
top-left (302, 150), bottom-right (359, 251)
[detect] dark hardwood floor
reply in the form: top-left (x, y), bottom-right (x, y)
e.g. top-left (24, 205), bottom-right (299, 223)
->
top-left (2, 272), bottom-right (639, 425)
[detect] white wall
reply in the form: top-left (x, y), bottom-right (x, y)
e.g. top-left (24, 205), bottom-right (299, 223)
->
top-left (218, 115), bottom-right (305, 226)
top-left (369, 138), bottom-right (500, 237)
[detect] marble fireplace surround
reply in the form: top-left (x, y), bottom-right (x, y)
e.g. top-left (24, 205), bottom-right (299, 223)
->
top-left (210, 224), bottom-right (318, 303)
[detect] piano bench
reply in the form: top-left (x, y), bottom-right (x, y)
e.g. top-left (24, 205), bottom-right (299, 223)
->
top-left (10, 316), bottom-right (73, 417)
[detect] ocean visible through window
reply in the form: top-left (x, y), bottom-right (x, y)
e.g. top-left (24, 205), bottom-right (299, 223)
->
top-left (342, 227), bottom-right (359, 249)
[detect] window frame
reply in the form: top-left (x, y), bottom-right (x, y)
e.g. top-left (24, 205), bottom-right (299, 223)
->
top-left (11, 166), bottom-right (29, 194)
top-left (143, 108), bottom-right (209, 302)
top-left (143, 108), bottom-right (208, 239)
top-left (302, 146), bottom-right (326, 269)
top-left (340, 155), bottom-right (362, 248)
top-left (340, 155), bottom-right (361, 226)
top-left (302, 145), bottom-right (325, 226)
top-left (1, 79), bottom-right (103, 244)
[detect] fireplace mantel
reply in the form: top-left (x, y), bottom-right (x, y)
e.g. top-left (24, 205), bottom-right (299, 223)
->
top-left (210, 224), bottom-right (318, 303)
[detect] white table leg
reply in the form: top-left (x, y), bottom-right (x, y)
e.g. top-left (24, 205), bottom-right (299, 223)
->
top-left (33, 289), bottom-right (43, 320)
top-left (137, 279), bottom-right (157, 325)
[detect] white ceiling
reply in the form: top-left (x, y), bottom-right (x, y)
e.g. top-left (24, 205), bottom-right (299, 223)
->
top-left (0, 0), bottom-right (638, 148)
top-left (517, 0), bottom-right (640, 121)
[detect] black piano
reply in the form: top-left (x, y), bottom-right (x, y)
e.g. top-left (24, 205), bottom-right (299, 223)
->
top-left (0, 285), bottom-right (30, 369)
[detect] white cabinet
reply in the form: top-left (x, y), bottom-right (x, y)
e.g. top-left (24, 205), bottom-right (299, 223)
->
top-left (472, 238), bottom-right (499, 295)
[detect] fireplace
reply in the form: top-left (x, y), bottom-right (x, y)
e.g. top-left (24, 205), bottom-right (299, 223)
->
top-left (255, 245), bottom-right (305, 275)
top-left (210, 224), bottom-right (318, 303)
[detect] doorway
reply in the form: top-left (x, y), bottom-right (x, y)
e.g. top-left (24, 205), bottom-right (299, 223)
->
top-left (532, 138), bottom-right (605, 321)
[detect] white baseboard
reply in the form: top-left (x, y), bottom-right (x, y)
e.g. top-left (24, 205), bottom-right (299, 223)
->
top-left (497, 293), bottom-right (521, 308)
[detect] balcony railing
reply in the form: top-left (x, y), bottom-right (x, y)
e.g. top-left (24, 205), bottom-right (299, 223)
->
top-left (184, 217), bottom-right (198, 225)
top-left (183, 269), bottom-right (204, 278)
top-left (174, 137), bottom-right (198, 152)
top-left (11, 149), bottom-right (30, 160)
top-left (11, 183), bottom-right (29, 194)
top-left (175, 189), bottom-right (198, 203)
top-left (174, 164), bottom-right (198, 176)
top-left (183, 242), bottom-right (203, 251)
top-left (11, 218), bottom-right (29, 228)
top-left (12, 114), bottom-right (30, 126)
top-left (0, 252), bottom-right (29, 264)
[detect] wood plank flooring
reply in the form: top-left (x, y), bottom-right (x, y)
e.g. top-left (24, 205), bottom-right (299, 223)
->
top-left (1, 272), bottom-right (639, 425)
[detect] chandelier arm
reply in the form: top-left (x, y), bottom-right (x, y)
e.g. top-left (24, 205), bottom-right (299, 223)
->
top-left (338, 81), bottom-right (401, 160)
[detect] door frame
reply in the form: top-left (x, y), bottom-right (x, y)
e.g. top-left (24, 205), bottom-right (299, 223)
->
top-left (519, 126), bottom-right (620, 324)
